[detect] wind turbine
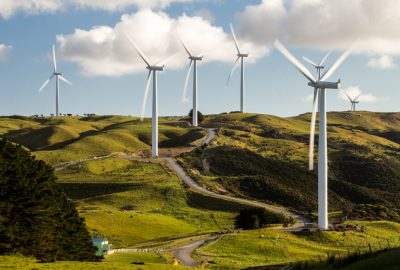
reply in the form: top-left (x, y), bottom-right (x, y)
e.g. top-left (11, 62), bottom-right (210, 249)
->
top-left (38, 45), bottom-right (72, 116)
top-left (180, 37), bottom-right (203, 127)
top-left (126, 35), bottom-right (171, 158)
top-left (302, 51), bottom-right (331, 171)
top-left (274, 39), bottom-right (350, 230)
top-left (344, 91), bottom-right (361, 111)
top-left (227, 23), bottom-right (249, 113)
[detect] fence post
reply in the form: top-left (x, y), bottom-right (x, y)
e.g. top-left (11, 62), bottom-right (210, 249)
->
top-left (379, 241), bottom-right (382, 251)
top-left (368, 243), bottom-right (372, 254)
top-left (387, 239), bottom-right (391, 249)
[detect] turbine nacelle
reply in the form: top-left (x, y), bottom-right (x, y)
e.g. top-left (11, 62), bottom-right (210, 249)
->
top-left (53, 72), bottom-right (63, 76)
top-left (238, 53), bottom-right (249, 58)
top-left (189, 55), bottom-right (203, 61)
top-left (308, 79), bottom-right (340, 90)
top-left (147, 65), bottom-right (164, 71)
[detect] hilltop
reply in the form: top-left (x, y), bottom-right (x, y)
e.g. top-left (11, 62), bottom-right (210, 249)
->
top-left (180, 111), bottom-right (400, 216)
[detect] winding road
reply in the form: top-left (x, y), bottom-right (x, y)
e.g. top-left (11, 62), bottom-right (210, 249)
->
top-left (54, 127), bottom-right (310, 266)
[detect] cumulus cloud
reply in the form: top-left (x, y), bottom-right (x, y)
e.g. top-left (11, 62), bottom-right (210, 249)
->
top-left (57, 10), bottom-right (268, 76)
top-left (0, 0), bottom-right (61, 19)
top-left (339, 86), bottom-right (378, 103)
top-left (0, 0), bottom-right (195, 19)
top-left (367, 55), bottom-right (396, 69)
top-left (236, 0), bottom-right (400, 55)
top-left (0, 44), bottom-right (12, 62)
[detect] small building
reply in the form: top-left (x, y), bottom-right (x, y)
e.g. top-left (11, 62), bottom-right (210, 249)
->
top-left (92, 237), bottom-right (109, 256)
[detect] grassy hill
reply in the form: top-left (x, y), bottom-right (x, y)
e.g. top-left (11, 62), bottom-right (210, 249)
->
top-left (1, 112), bottom-right (399, 269)
top-left (180, 111), bottom-right (400, 216)
top-left (0, 115), bottom-right (205, 165)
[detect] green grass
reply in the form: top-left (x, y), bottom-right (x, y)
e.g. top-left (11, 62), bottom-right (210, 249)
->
top-left (182, 112), bottom-right (400, 214)
top-left (0, 116), bottom-right (205, 165)
top-left (0, 253), bottom-right (191, 269)
top-left (199, 221), bottom-right (400, 269)
top-left (312, 248), bottom-right (400, 270)
top-left (55, 158), bottom-right (238, 248)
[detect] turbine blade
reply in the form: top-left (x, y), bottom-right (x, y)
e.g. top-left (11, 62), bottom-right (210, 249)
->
top-left (321, 48), bottom-right (351, 81)
top-left (354, 93), bottom-right (362, 101)
top-left (52, 45), bottom-right (57, 72)
top-left (59, 75), bottom-right (72, 85)
top-left (227, 57), bottom-right (240, 85)
top-left (230, 23), bottom-right (241, 54)
top-left (38, 75), bottom-right (54, 92)
top-left (303, 56), bottom-right (317, 67)
top-left (178, 35), bottom-right (192, 57)
top-left (309, 88), bottom-right (319, 171)
top-left (140, 70), bottom-right (152, 121)
top-left (155, 52), bottom-right (178, 67)
top-left (319, 50), bottom-right (331, 66)
top-left (182, 60), bottom-right (193, 102)
top-left (274, 39), bottom-right (316, 83)
top-left (125, 34), bottom-right (151, 67)
top-left (344, 91), bottom-right (352, 101)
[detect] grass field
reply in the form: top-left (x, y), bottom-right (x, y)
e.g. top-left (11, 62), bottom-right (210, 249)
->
top-left (56, 158), bottom-right (239, 248)
top-left (198, 221), bottom-right (400, 269)
top-left (0, 115), bottom-right (205, 165)
top-left (0, 253), bottom-right (191, 269)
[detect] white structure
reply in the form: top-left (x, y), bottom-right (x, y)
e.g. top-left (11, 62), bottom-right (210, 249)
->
top-left (228, 24), bottom-right (249, 113)
top-left (344, 91), bottom-right (361, 111)
top-left (274, 40), bottom-right (350, 230)
top-left (38, 45), bottom-right (72, 116)
top-left (302, 52), bottom-right (331, 171)
top-left (180, 37), bottom-right (203, 127)
top-left (126, 35), bottom-right (168, 158)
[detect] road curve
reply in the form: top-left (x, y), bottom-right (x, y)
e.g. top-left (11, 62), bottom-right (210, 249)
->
top-left (171, 235), bottom-right (219, 267)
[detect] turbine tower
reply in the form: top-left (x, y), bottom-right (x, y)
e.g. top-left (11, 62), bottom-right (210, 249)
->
top-left (302, 51), bottom-right (331, 171)
top-left (274, 40), bottom-right (350, 230)
top-left (228, 23), bottom-right (249, 113)
top-left (344, 91), bottom-right (361, 111)
top-left (126, 35), bottom-right (170, 158)
top-left (38, 45), bottom-right (72, 116)
top-left (180, 37), bottom-right (203, 127)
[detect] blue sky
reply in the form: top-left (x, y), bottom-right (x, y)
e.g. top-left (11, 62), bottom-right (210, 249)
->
top-left (0, 0), bottom-right (398, 117)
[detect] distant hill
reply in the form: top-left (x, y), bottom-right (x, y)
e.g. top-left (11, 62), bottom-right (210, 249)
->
top-left (0, 139), bottom-right (98, 262)
top-left (0, 115), bottom-right (204, 165)
top-left (180, 111), bottom-right (400, 215)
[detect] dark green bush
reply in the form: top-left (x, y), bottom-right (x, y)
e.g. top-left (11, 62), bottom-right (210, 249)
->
top-left (0, 139), bottom-right (98, 262)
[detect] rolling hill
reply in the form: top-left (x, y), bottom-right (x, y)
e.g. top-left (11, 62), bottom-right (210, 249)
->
top-left (179, 111), bottom-right (400, 216)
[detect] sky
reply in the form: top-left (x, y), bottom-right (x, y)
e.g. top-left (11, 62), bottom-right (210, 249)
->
top-left (0, 0), bottom-right (399, 117)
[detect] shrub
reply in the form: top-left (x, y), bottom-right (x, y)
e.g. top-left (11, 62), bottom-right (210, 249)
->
top-left (235, 207), bottom-right (293, 229)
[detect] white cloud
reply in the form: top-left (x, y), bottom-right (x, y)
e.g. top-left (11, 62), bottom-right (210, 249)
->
top-left (236, 0), bottom-right (400, 55)
top-left (192, 8), bottom-right (214, 23)
top-left (0, 0), bottom-right (61, 19)
top-left (339, 86), bottom-right (378, 103)
top-left (367, 55), bottom-right (396, 69)
top-left (57, 10), bottom-right (268, 76)
top-left (71, 0), bottom-right (194, 11)
top-left (0, 44), bottom-right (12, 62)
top-left (0, 0), bottom-right (196, 19)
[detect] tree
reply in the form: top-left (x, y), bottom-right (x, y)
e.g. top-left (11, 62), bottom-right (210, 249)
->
top-left (235, 207), bottom-right (294, 229)
top-left (0, 139), bottom-right (98, 262)
top-left (188, 109), bottom-right (204, 124)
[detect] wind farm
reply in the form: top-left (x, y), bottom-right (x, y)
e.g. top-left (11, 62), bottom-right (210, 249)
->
top-left (0, 1), bottom-right (399, 270)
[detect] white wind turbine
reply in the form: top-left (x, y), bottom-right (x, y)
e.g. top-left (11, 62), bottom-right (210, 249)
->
top-left (302, 51), bottom-right (331, 171)
top-left (126, 35), bottom-right (172, 158)
top-left (227, 23), bottom-right (249, 113)
top-left (274, 39), bottom-right (350, 230)
top-left (344, 91), bottom-right (361, 111)
top-left (180, 37), bottom-right (203, 127)
top-left (38, 45), bottom-right (72, 116)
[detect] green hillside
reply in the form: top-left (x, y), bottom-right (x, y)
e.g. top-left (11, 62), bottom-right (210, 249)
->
top-left (0, 115), bottom-right (205, 165)
top-left (181, 111), bottom-right (400, 216)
